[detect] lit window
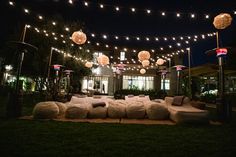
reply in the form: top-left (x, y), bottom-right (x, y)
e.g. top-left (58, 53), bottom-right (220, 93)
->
top-left (120, 51), bottom-right (125, 61)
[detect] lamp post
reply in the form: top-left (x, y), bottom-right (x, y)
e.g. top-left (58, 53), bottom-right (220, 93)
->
top-left (7, 24), bottom-right (38, 118)
top-left (207, 13), bottom-right (233, 121)
top-left (187, 47), bottom-right (192, 98)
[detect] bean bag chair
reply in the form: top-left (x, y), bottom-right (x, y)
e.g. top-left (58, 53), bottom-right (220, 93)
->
top-left (126, 101), bottom-right (145, 119)
top-left (55, 102), bottom-right (67, 116)
top-left (65, 104), bottom-right (89, 119)
top-left (33, 101), bottom-right (59, 119)
top-left (107, 100), bottom-right (126, 118)
top-left (146, 102), bottom-right (169, 120)
top-left (88, 106), bottom-right (107, 118)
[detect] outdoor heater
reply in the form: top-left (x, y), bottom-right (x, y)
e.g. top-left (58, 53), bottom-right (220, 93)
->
top-left (173, 65), bottom-right (186, 95)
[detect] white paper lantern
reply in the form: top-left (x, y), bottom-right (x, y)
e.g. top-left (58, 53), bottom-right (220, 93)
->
top-left (156, 58), bottom-right (165, 65)
top-left (97, 55), bottom-right (110, 66)
top-left (142, 60), bottom-right (150, 67)
top-left (140, 68), bottom-right (146, 74)
top-left (85, 61), bottom-right (93, 68)
top-left (213, 13), bottom-right (232, 29)
top-left (138, 50), bottom-right (150, 61)
top-left (71, 31), bottom-right (87, 45)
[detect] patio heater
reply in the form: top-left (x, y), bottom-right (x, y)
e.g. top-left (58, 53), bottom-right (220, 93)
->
top-left (52, 64), bottom-right (64, 95)
top-left (158, 69), bottom-right (169, 93)
top-left (173, 65), bottom-right (186, 95)
top-left (205, 13), bottom-right (233, 121)
top-left (63, 70), bottom-right (74, 94)
top-left (7, 24), bottom-right (38, 118)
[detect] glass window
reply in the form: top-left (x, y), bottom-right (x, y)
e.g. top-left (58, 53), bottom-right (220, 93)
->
top-left (122, 75), bottom-right (154, 90)
top-left (120, 51), bottom-right (125, 61)
top-left (161, 79), bottom-right (170, 90)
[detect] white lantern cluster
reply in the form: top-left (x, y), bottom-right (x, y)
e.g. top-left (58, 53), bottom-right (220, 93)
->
top-left (140, 68), bottom-right (146, 74)
top-left (97, 54), bottom-right (110, 66)
top-left (138, 50), bottom-right (150, 61)
top-left (142, 60), bottom-right (150, 67)
top-left (156, 58), bottom-right (165, 65)
top-left (85, 61), bottom-right (93, 68)
top-left (71, 31), bottom-right (87, 45)
top-left (213, 13), bottom-right (232, 29)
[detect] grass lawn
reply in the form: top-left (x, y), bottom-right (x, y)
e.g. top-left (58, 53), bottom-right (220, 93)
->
top-left (0, 94), bottom-right (236, 157)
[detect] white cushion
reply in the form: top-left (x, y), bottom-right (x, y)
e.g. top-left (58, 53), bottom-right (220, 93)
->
top-left (65, 104), bottom-right (89, 119)
top-left (146, 102), bottom-right (169, 120)
top-left (33, 101), bottom-right (59, 119)
top-left (126, 101), bottom-right (146, 119)
top-left (107, 100), bottom-right (126, 118)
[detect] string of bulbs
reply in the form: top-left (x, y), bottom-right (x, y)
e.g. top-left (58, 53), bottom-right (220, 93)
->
top-left (66, 0), bottom-right (236, 20)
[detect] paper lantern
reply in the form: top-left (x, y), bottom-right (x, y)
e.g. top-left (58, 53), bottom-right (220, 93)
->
top-left (142, 60), bottom-right (150, 67)
top-left (85, 61), bottom-right (93, 68)
top-left (213, 13), bottom-right (232, 29)
top-left (138, 50), bottom-right (150, 61)
top-left (97, 55), bottom-right (110, 66)
top-left (71, 31), bottom-right (87, 45)
top-left (140, 68), bottom-right (146, 74)
top-left (156, 58), bottom-right (165, 65)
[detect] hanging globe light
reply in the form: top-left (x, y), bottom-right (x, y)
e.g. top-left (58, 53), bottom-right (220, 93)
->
top-left (71, 30), bottom-right (87, 45)
top-left (213, 13), bottom-right (232, 29)
top-left (140, 68), bottom-right (146, 74)
top-left (142, 60), bottom-right (150, 67)
top-left (85, 61), bottom-right (93, 68)
top-left (97, 55), bottom-right (110, 66)
top-left (138, 50), bottom-right (150, 61)
top-left (156, 58), bottom-right (165, 65)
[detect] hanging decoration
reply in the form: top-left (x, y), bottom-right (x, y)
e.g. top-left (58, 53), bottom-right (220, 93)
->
top-left (97, 55), bottom-right (110, 66)
top-left (85, 61), bottom-right (93, 68)
top-left (138, 50), bottom-right (150, 61)
top-left (140, 68), bottom-right (146, 74)
top-left (156, 58), bottom-right (165, 65)
top-left (213, 13), bottom-right (233, 29)
top-left (142, 60), bottom-right (150, 67)
top-left (71, 31), bottom-right (87, 45)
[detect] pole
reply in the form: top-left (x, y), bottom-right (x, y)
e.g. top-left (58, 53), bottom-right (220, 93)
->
top-left (188, 48), bottom-right (192, 98)
top-left (47, 47), bottom-right (53, 79)
top-left (176, 71), bottom-right (180, 95)
top-left (216, 31), bottom-right (219, 48)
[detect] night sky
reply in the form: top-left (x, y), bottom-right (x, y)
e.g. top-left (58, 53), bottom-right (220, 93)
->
top-left (0, 0), bottom-right (235, 67)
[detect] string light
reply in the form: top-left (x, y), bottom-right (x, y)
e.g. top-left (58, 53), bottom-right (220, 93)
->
top-left (24, 8), bottom-right (29, 14)
top-left (38, 15), bottom-right (43, 20)
top-left (115, 7), bottom-right (120, 11)
top-left (146, 9), bottom-right (151, 14)
top-left (100, 4), bottom-right (104, 9)
top-left (68, 0), bottom-right (73, 4)
top-left (26, 24), bottom-right (191, 66)
top-left (9, 1), bottom-right (14, 6)
top-left (191, 14), bottom-right (195, 18)
top-left (10, 0), bottom-right (236, 22)
top-left (84, 1), bottom-right (88, 7)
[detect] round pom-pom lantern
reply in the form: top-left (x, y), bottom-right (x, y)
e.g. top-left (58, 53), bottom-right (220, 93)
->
top-left (97, 55), bottom-right (110, 66)
top-left (213, 13), bottom-right (232, 29)
top-left (85, 61), bottom-right (93, 68)
top-left (142, 60), bottom-right (150, 67)
top-left (71, 31), bottom-right (87, 45)
top-left (140, 68), bottom-right (146, 74)
top-left (138, 50), bottom-right (150, 61)
top-left (156, 58), bottom-right (165, 65)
